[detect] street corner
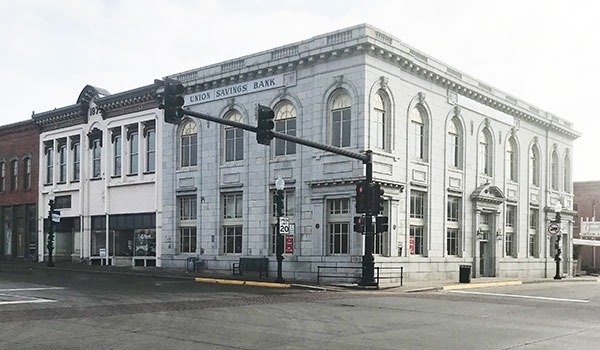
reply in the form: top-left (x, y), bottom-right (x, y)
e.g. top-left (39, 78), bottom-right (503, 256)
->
top-left (194, 277), bottom-right (292, 288)
top-left (442, 280), bottom-right (522, 291)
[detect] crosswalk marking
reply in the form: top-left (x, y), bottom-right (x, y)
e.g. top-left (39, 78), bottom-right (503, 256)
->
top-left (449, 290), bottom-right (590, 303)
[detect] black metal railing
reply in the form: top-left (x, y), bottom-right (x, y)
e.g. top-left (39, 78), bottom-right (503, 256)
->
top-left (317, 265), bottom-right (403, 287)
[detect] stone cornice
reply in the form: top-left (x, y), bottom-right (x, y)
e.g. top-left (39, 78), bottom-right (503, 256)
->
top-left (96, 81), bottom-right (161, 118)
top-left (168, 24), bottom-right (579, 140)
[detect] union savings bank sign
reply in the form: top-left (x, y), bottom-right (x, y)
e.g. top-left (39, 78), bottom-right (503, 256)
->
top-left (183, 72), bottom-right (296, 107)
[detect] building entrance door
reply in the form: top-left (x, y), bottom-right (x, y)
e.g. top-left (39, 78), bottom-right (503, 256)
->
top-left (479, 236), bottom-right (495, 277)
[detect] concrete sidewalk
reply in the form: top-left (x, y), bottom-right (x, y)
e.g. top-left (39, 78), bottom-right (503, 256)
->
top-left (2, 260), bottom-right (598, 292)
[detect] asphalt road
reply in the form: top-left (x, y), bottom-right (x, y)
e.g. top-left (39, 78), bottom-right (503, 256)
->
top-left (1, 264), bottom-right (599, 349)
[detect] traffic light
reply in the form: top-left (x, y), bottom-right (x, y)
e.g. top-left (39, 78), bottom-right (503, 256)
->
top-left (274, 190), bottom-right (284, 217)
top-left (159, 78), bottom-right (185, 124)
top-left (353, 216), bottom-right (365, 233)
top-left (375, 216), bottom-right (389, 233)
top-left (256, 104), bottom-right (275, 145)
top-left (371, 183), bottom-right (385, 215)
top-left (355, 181), bottom-right (370, 214)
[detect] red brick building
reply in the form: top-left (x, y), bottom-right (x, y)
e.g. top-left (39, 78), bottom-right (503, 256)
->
top-left (0, 120), bottom-right (40, 259)
top-left (573, 181), bottom-right (600, 272)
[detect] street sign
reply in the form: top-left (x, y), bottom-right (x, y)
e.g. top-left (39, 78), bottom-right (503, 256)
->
top-left (279, 217), bottom-right (290, 235)
top-left (51, 210), bottom-right (61, 223)
top-left (547, 222), bottom-right (561, 236)
top-left (285, 234), bottom-right (294, 254)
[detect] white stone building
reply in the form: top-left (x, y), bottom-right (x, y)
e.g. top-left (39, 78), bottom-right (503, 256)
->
top-left (159, 24), bottom-right (579, 282)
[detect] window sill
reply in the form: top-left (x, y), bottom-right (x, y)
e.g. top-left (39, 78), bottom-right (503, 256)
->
top-left (126, 173), bottom-right (138, 177)
top-left (90, 177), bottom-right (102, 182)
top-left (143, 171), bottom-right (155, 175)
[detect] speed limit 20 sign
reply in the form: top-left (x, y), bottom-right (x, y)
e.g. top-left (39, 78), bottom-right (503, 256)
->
top-left (279, 217), bottom-right (290, 234)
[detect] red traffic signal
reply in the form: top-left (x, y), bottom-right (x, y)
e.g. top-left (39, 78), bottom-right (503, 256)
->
top-left (355, 181), bottom-right (371, 214)
top-left (256, 104), bottom-right (275, 145)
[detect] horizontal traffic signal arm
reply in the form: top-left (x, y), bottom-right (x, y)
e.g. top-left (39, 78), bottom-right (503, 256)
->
top-left (172, 105), bottom-right (369, 163)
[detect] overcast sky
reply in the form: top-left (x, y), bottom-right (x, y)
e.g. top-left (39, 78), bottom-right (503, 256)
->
top-left (1, 0), bottom-right (598, 181)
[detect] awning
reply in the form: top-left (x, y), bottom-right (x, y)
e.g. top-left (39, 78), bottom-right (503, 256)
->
top-left (573, 238), bottom-right (600, 247)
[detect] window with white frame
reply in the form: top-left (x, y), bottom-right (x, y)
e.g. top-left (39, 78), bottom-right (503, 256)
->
top-left (128, 128), bottom-right (139, 175)
top-left (410, 190), bottom-right (427, 255)
top-left (222, 192), bottom-right (243, 254)
top-left (72, 138), bottom-right (80, 182)
top-left (330, 90), bottom-right (351, 148)
top-left (529, 207), bottom-right (539, 257)
top-left (551, 150), bottom-right (559, 190)
top-left (530, 145), bottom-right (540, 186)
top-left (180, 120), bottom-right (197, 168)
top-left (563, 154), bottom-right (571, 193)
top-left (271, 189), bottom-right (295, 254)
top-left (58, 143), bottom-right (66, 183)
top-left (274, 101), bottom-right (296, 156)
top-left (505, 205), bottom-right (516, 257)
top-left (92, 139), bottom-right (102, 178)
top-left (410, 105), bottom-right (428, 161)
top-left (327, 198), bottom-right (350, 255)
top-left (373, 91), bottom-right (390, 151)
top-left (224, 112), bottom-right (244, 162)
top-left (506, 137), bottom-right (518, 182)
top-left (112, 132), bottom-right (122, 177)
top-left (177, 195), bottom-right (197, 253)
top-left (479, 129), bottom-right (492, 176)
top-left (447, 117), bottom-right (462, 169)
top-left (146, 128), bottom-right (156, 173)
top-left (447, 196), bottom-right (461, 256)
top-left (45, 146), bottom-right (54, 184)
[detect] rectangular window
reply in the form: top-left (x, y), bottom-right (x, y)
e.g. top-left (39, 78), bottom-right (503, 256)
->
top-left (332, 108), bottom-right (351, 147)
top-left (447, 196), bottom-right (460, 222)
top-left (506, 205), bottom-right (516, 257)
top-left (275, 119), bottom-right (296, 156)
top-left (46, 147), bottom-right (54, 184)
top-left (272, 189), bottom-right (295, 217)
top-left (529, 234), bottom-right (537, 257)
top-left (225, 128), bottom-right (243, 162)
top-left (327, 198), bottom-right (350, 255)
top-left (58, 145), bottom-right (67, 183)
top-left (222, 192), bottom-right (243, 254)
top-left (179, 227), bottom-right (197, 253)
top-left (113, 135), bottom-right (122, 176)
top-left (178, 196), bottom-right (197, 221)
top-left (223, 226), bottom-right (242, 254)
top-left (177, 195), bottom-right (197, 254)
top-left (505, 232), bottom-right (514, 257)
top-left (129, 132), bottom-right (139, 175)
top-left (449, 133), bottom-right (459, 167)
top-left (506, 205), bottom-right (516, 228)
top-left (72, 141), bottom-right (80, 181)
top-left (447, 228), bottom-right (459, 256)
top-left (529, 208), bottom-right (539, 257)
top-left (410, 225), bottom-right (424, 255)
top-left (146, 129), bottom-right (156, 172)
top-left (92, 139), bottom-right (101, 178)
top-left (413, 122), bottom-right (424, 160)
top-left (410, 191), bottom-right (425, 219)
top-left (529, 208), bottom-right (539, 230)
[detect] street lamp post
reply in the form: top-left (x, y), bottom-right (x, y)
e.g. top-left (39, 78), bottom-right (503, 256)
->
top-left (47, 190), bottom-right (55, 267)
top-left (274, 177), bottom-right (285, 283)
top-left (553, 201), bottom-right (562, 280)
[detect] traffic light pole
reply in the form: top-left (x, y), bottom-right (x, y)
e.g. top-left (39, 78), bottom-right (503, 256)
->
top-left (173, 107), bottom-right (376, 286)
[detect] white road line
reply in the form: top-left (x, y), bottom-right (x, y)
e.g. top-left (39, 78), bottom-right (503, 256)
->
top-left (449, 290), bottom-right (590, 303)
top-left (0, 287), bottom-right (65, 292)
top-left (0, 299), bottom-right (56, 306)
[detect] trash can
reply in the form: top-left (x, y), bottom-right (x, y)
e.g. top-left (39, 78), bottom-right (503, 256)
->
top-left (459, 265), bottom-right (471, 283)
top-left (186, 257), bottom-right (198, 273)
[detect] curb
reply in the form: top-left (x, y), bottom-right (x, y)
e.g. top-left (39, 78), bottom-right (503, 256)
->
top-left (442, 280), bottom-right (522, 290)
top-left (194, 277), bottom-right (291, 288)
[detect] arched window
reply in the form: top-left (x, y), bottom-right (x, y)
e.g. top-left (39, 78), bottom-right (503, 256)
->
top-left (0, 162), bottom-right (6, 191)
top-left (274, 101), bottom-right (296, 156)
top-left (506, 137), bottom-right (518, 182)
top-left (224, 111), bottom-right (243, 162)
top-left (330, 90), bottom-right (351, 147)
top-left (447, 117), bottom-right (462, 168)
top-left (529, 145), bottom-right (540, 186)
top-left (180, 120), bottom-right (198, 168)
top-left (479, 128), bottom-right (492, 176)
top-left (23, 157), bottom-right (31, 190)
top-left (563, 154), bottom-right (571, 193)
top-left (410, 105), bottom-right (428, 161)
top-left (10, 160), bottom-right (18, 191)
top-left (551, 150), bottom-right (559, 190)
top-left (373, 91), bottom-right (390, 151)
